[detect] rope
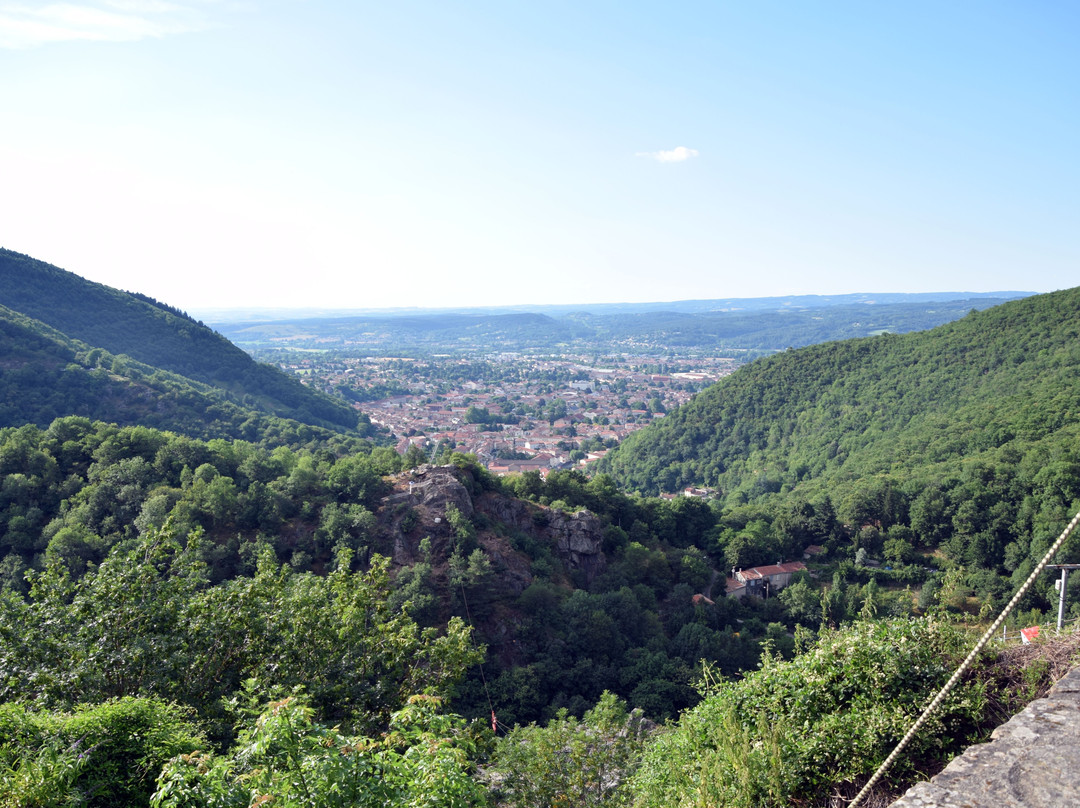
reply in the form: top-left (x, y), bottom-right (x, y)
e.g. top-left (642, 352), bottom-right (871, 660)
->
top-left (848, 508), bottom-right (1080, 808)
top-left (457, 576), bottom-right (501, 734)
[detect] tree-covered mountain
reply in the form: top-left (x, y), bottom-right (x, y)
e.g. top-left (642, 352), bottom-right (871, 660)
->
top-left (0, 249), bottom-right (359, 432)
top-left (0, 302), bottom-right (372, 449)
top-left (593, 286), bottom-right (1080, 608)
top-left (598, 286), bottom-right (1080, 502)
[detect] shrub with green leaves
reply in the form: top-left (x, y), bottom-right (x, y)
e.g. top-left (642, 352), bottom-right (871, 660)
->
top-left (0, 698), bottom-right (203, 808)
top-left (0, 522), bottom-right (482, 740)
top-left (151, 691), bottom-right (487, 808)
top-left (629, 618), bottom-right (992, 808)
top-left (488, 691), bottom-right (649, 808)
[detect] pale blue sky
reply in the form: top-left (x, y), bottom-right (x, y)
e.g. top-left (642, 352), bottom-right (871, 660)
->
top-left (1, 1), bottom-right (1076, 311)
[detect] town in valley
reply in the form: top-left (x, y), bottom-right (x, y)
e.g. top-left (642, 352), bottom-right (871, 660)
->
top-left (276, 351), bottom-right (738, 478)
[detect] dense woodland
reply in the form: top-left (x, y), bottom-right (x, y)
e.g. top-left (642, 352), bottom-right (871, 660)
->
top-left (0, 305), bottom-right (374, 451)
top-left (0, 255), bottom-right (1078, 806)
top-left (600, 287), bottom-right (1080, 608)
top-left (0, 250), bottom-right (361, 433)
top-left (0, 418), bottom-right (762, 724)
top-left (0, 419), bottom-right (1065, 807)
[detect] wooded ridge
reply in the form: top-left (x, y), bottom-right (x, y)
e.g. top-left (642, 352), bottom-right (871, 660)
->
top-left (0, 249), bottom-right (361, 433)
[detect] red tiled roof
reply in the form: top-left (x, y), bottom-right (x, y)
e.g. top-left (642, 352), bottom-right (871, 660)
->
top-left (752, 561), bottom-right (807, 577)
top-left (734, 561), bottom-right (806, 583)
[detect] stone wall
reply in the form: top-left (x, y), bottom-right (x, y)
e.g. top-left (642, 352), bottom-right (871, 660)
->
top-left (890, 666), bottom-right (1080, 807)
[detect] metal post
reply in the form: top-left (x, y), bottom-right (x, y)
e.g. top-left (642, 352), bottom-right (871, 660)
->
top-left (1045, 565), bottom-right (1080, 634)
top-left (1059, 568), bottom-right (1069, 633)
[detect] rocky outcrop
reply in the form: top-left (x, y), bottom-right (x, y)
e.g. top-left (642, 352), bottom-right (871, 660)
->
top-left (543, 508), bottom-right (606, 582)
top-left (377, 465), bottom-right (473, 565)
top-left (397, 464), bottom-right (474, 518)
top-left (377, 464), bottom-right (606, 583)
top-left (478, 492), bottom-right (535, 534)
top-left (474, 489), bottom-right (606, 583)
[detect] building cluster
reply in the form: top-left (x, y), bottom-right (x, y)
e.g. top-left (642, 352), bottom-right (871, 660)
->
top-left (286, 353), bottom-right (738, 474)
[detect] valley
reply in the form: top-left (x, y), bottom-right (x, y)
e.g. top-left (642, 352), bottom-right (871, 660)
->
top-left (0, 250), bottom-right (1077, 808)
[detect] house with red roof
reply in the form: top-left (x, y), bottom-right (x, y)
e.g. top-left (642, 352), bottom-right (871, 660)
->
top-left (725, 561), bottom-right (807, 599)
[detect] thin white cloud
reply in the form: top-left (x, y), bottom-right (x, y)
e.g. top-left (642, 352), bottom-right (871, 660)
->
top-left (0, 0), bottom-right (210, 48)
top-left (636, 146), bottom-right (700, 163)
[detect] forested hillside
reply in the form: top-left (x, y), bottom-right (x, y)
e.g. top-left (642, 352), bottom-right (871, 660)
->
top-left (593, 287), bottom-right (1080, 614)
top-left (0, 418), bottom-right (755, 726)
top-left (0, 304), bottom-right (372, 449)
top-left (0, 249), bottom-right (359, 432)
top-left (601, 286), bottom-right (1080, 500)
top-left (2, 417), bottom-right (1074, 807)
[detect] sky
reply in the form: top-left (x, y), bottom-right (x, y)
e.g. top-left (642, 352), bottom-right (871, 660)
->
top-left (1, 1), bottom-right (1077, 313)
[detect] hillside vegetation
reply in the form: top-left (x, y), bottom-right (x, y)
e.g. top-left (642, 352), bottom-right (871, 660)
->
top-left (3, 417), bottom-right (1073, 808)
top-left (2, 254), bottom-right (1079, 806)
top-left (605, 293), bottom-right (1075, 502)
top-left (600, 286), bottom-right (1080, 500)
top-left (0, 249), bottom-right (359, 432)
top-left (0, 304), bottom-right (372, 450)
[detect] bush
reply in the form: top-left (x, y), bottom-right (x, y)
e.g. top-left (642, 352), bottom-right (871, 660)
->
top-left (0, 697), bottom-right (203, 808)
top-left (152, 691), bottom-right (486, 808)
top-left (629, 618), bottom-right (991, 808)
top-left (487, 691), bottom-right (648, 808)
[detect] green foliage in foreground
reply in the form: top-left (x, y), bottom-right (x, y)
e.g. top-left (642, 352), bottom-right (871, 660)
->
top-left (0, 613), bottom-right (1063, 808)
top-left (152, 692), bottom-right (486, 808)
top-left (0, 697), bottom-right (203, 807)
top-left (629, 618), bottom-right (991, 808)
top-left (0, 524), bottom-right (481, 741)
top-left (487, 691), bottom-right (648, 808)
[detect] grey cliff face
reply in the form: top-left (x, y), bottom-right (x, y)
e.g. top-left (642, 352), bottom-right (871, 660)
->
top-left (403, 464), bottom-right (474, 519)
top-left (543, 508), bottom-right (605, 582)
top-left (379, 465), bottom-right (606, 584)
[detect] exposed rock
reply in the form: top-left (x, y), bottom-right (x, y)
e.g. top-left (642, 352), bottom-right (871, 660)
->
top-left (402, 464), bottom-right (474, 518)
top-left (544, 508), bottom-right (606, 582)
top-left (476, 492), bottom-right (606, 583)
top-left (376, 465), bottom-right (607, 583)
top-left (378, 465), bottom-right (474, 565)
top-left (477, 533), bottom-right (533, 598)
top-left (478, 491), bottom-right (535, 533)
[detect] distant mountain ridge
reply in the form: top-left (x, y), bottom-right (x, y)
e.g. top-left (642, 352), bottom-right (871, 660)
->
top-left (0, 248), bottom-right (363, 438)
top-left (209, 295), bottom-right (1029, 354)
top-left (196, 290), bottom-right (1033, 322)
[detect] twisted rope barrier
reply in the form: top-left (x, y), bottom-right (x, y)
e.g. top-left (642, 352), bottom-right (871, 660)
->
top-left (848, 508), bottom-right (1080, 808)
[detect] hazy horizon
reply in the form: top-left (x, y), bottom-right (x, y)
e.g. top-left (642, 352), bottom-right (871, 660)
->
top-left (191, 289), bottom-right (1035, 324)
